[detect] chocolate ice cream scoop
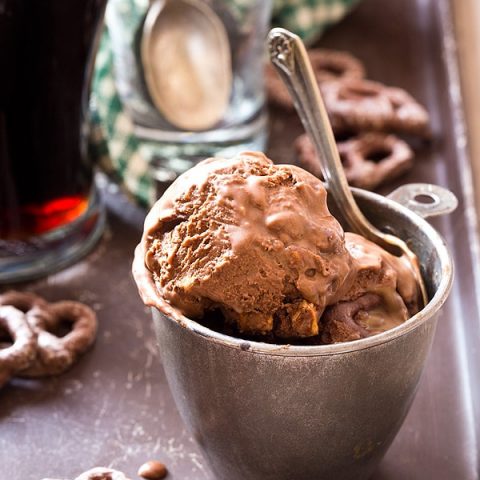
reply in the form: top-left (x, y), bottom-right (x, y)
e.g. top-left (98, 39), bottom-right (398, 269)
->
top-left (320, 232), bottom-right (420, 343)
top-left (135, 152), bottom-right (420, 342)
top-left (141, 152), bottom-right (353, 337)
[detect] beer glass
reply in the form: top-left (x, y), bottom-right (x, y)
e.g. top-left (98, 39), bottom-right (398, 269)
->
top-left (0, 0), bottom-right (107, 282)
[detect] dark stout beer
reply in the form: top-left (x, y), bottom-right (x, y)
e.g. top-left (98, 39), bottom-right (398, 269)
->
top-left (0, 0), bottom-right (106, 240)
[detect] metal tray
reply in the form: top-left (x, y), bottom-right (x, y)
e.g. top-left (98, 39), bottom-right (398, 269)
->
top-left (2, 0), bottom-right (480, 478)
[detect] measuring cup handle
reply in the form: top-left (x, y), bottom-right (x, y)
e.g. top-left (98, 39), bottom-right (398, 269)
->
top-left (387, 183), bottom-right (458, 219)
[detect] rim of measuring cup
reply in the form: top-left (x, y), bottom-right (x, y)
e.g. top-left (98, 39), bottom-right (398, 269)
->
top-left (146, 187), bottom-right (453, 357)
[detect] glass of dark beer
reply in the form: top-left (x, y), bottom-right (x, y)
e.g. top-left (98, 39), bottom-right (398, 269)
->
top-left (0, 0), bottom-right (107, 282)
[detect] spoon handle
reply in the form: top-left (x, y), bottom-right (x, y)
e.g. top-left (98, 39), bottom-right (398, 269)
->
top-left (267, 28), bottom-right (389, 249)
top-left (267, 28), bottom-right (428, 306)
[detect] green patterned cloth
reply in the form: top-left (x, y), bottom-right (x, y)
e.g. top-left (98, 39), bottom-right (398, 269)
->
top-left (90, 0), bottom-right (360, 206)
top-left (272, 0), bottom-right (359, 44)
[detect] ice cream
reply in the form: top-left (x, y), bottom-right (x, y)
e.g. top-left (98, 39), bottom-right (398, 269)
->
top-left (134, 152), bottom-right (420, 344)
top-left (322, 232), bottom-right (419, 343)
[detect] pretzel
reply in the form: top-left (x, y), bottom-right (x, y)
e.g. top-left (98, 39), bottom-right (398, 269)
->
top-left (266, 48), bottom-right (365, 110)
top-left (295, 132), bottom-right (413, 190)
top-left (309, 49), bottom-right (366, 83)
top-left (0, 290), bottom-right (47, 312)
top-left (75, 467), bottom-right (131, 480)
top-left (321, 293), bottom-right (381, 344)
top-left (320, 78), bottom-right (430, 137)
top-left (0, 306), bottom-right (37, 387)
top-left (20, 301), bottom-right (97, 377)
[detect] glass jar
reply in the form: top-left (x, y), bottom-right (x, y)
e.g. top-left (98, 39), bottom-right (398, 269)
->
top-left (106, 0), bottom-right (272, 177)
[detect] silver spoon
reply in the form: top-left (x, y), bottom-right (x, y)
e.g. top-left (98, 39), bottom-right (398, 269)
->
top-left (267, 27), bottom-right (428, 308)
top-left (141, 0), bottom-right (232, 131)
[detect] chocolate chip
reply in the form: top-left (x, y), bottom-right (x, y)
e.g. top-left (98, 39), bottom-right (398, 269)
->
top-left (137, 461), bottom-right (168, 480)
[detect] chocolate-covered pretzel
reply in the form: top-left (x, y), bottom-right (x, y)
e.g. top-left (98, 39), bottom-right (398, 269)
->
top-left (0, 306), bottom-right (37, 387)
top-left (75, 467), bottom-right (131, 480)
top-left (320, 78), bottom-right (430, 137)
top-left (321, 293), bottom-right (381, 344)
top-left (20, 300), bottom-right (97, 377)
top-left (295, 132), bottom-right (413, 190)
top-left (0, 290), bottom-right (47, 312)
top-left (266, 48), bottom-right (366, 110)
top-left (309, 49), bottom-right (366, 83)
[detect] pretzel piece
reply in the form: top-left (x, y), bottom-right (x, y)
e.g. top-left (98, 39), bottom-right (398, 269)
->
top-left (274, 300), bottom-right (319, 338)
top-left (20, 301), bottom-right (97, 377)
top-left (75, 467), bottom-right (131, 480)
top-left (0, 290), bottom-right (47, 312)
top-left (321, 293), bottom-right (381, 344)
top-left (296, 132), bottom-right (413, 190)
top-left (0, 306), bottom-right (37, 387)
top-left (320, 78), bottom-right (430, 137)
